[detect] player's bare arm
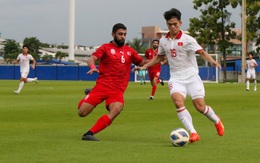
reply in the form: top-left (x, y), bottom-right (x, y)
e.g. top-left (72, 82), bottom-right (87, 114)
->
top-left (31, 59), bottom-right (36, 69)
top-left (87, 56), bottom-right (99, 74)
top-left (254, 61), bottom-right (258, 67)
top-left (198, 50), bottom-right (221, 69)
top-left (12, 60), bottom-right (19, 64)
top-left (132, 55), bottom-right (164, 72)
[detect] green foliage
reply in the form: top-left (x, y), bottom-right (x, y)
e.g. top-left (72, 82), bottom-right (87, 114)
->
top-left (23, 37), bottom-right (41, 55)
top-left (4, 53), bottom-right (18, 63)
top-left (3, 39), bottom-right (20, 63)
top-left (55, 51), bottom-right (68, 62)
top-left (41, 54), bottom-right (53, 62)
top-left (190, 0), bottom-right (237, 50)
top-left (127, 37), bottom-right (147, 53)
top-left (4, 39), bottom-right (20, 54)
top-left (0, 81), bottom-right (259, 163)
top-left (246, 0), bottom-right (260, 46)
top-left (39, 42), bottom-right (51, 48)
top-left (190, 0), bottom-right (239, 82)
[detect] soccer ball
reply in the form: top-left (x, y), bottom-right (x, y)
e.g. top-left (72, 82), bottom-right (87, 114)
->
top-left (170, 128), bottom-right (190, 147)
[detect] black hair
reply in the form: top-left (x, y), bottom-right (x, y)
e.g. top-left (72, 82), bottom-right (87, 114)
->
top-left (163, 8), bottom-right (181, 21)
top-left (22, 45), bottom-right (29, 49)
top-left (112, 23), bottom-right (127, 34)
top-left (152, 39), bottom-right (159, 43)
top-left (248, 52), bottom-right (254, 56)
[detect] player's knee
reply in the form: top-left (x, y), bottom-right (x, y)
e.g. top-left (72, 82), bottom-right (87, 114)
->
top-left (78, 109), bottom-right (86, 117)
top-left (110, 106), bottom-right (123, 116)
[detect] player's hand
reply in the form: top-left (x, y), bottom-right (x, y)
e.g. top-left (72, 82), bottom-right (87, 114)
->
top-left (131, 66), bottom-right (146, 72)
top-left (211, 61), bottom-right (221, 69)
top-left (31, 65), bottom-right (35, 69)
top-left (87, 68), bottom-right (99, 74)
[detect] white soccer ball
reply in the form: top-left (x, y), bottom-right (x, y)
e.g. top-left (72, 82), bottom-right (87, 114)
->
top-left (170, 128), bottom-right (190, 147)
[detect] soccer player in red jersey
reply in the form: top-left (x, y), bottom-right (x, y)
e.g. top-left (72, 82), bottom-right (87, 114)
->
top-left (145, 39), bottom-right (165, 100)
top-left (77, 23), bottom-right (146, 141)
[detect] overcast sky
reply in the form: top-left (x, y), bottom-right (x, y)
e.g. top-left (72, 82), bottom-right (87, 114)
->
top-left (0, 0), bottom-right (242, 46)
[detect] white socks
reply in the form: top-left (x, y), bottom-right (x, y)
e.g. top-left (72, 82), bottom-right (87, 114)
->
top-left (246, 80), bottom-right (250, 90)
top-left (177, 107), bottom-right (196, 133)
top-left (203, 105), bottom-right (219, 124)
top-left (27, 78), bottom-right (36, 82)
top-left (177, 105), bottom-right (219, 133)
top-left (17, 81), bottom-right (24, 92)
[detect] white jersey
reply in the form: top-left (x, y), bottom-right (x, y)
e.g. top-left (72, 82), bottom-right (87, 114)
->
top-left (158, 30), bottom-right (202, 79)
top-left (246, 59), bottom-right (257, 73)
top-left (16, 53), bottom-right (34, 73)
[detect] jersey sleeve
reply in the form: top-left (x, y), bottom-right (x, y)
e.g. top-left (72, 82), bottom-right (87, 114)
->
top-left (29, 55), bottom-right (34, 60)
top-left (187, 36), bottom-right (202, 53)
top-left (145, 50), bottom-right (149, 59)
top-left (131, 49), bottom-right (143, 66)
top-left (158, 39), bottom-right (165, 56)
top-left (16, 54), bottom-right (21, 60)
top-left (92, 44), bottom-right (106, 59)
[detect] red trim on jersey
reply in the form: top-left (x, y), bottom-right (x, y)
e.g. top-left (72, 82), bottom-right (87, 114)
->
top-left (165, 30), bottom-right (183, 39)
top-left (195, 49), bottom-right (203, 54)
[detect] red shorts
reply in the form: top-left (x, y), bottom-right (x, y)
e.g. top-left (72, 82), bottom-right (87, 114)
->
top-left (148, 70), bottom-right (161, 82)
top-left (78, 84), bottom-right (124, 110)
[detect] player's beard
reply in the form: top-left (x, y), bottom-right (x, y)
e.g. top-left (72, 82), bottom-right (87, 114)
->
top-left (114, 37), bottom-right (125, 47)
top-left (153, 45), bottom-right (158, 50)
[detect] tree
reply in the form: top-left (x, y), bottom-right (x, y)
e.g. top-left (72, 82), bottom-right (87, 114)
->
top-left (55, 51), bottom-right (67, 63)
top-left (242, 0), bottom-right (260, 53)
top-left (189, 0), bottom-right (239, 82)
top-left (127, 38), bottom-right (146, 53)
top-left (23, 37), bottom-right (41, 55)
top-left (4, 39), bottom-right (20, 54)
top-left (42, 54), bottom-right (53, 63)
top-left (3, 39), bottom-right (21, 63)
top-left (23, 37), bottom-right (41, 60)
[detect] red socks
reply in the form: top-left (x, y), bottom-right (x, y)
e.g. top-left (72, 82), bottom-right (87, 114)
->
top-left (151, 85), bottom-right (157, 96)
top-left (90, 115), bottom-right (112, 134)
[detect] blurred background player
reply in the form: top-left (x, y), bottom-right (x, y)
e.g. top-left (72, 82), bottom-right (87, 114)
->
top-left (77, 23), bottom-right (146, 141)
top-left (133, 8), bottom-right (224, 143)
top-left (12, 45), bottom-right (38, 94)
top-left (138, 69), bottom-right (147, 85)
top-left (145, 39), bottom-right (165, 100)
top-left (246, 52), bottom-right (258, 91)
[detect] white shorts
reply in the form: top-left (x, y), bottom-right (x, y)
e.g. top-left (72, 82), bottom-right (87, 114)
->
top-left (246, 71), bottom-right (256, 79)
top-left (168, 74), bottom-right (205, 100)
top-left (21, 72), bottom-right (29, 78)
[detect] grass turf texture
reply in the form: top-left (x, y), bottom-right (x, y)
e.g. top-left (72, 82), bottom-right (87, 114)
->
top-left (0, 80), bottom-right (259, 163)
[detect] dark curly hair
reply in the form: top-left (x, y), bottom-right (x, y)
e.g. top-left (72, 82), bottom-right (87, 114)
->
top-left (163, 8), bottom-right (181, 21)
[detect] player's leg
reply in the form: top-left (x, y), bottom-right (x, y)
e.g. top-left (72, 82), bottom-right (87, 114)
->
top-left (169, 79), bottom-right (199, 142)
top-left (78, 89), bottom-right (103, 141)
top-left (246, 72), bottom-right (250, 91)
top-left (252, 73), bottom-right (257, 91)
top-left (190, 74), bottom-right (224, 136)
top-left (14, 72), bottom-right (28, 94)
top-left (150, 76), bottom-right (157, 99)
top-left (27, 77), bottom-right (38, 84)
top-left (254, 79), bottom-right (257, 91)
top-left (81, 90), bottom-right (124, 141)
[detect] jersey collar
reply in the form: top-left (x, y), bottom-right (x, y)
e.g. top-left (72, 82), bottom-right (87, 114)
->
top-left (165, 30), bottom-right (183, 39)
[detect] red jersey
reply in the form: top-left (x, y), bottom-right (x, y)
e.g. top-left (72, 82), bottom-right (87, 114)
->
top-left (93, 43), bottom-right (143, 92)
top-left (145, 48), bottom-right (161, 71)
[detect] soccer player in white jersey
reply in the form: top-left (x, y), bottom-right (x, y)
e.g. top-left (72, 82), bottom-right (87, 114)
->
top-left (133, 8), bottom-right (224, 143)
top-left (12, 45), bottom-right (38, 94)
top-left (246, 52), bottom-right (258, 91)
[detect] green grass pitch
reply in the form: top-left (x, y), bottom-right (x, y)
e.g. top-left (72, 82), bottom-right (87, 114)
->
top-left (0, 80), bottom-right (259, 163)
